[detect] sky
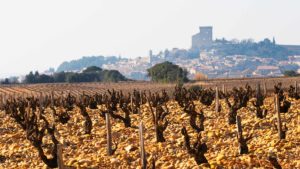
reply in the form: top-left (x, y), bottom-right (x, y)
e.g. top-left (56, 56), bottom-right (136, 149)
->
top-left (0, 0), bottom-right (300, 78)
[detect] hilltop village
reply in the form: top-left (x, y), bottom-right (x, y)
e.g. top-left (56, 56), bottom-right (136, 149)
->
top-left (100, 26), bottom-right (300, 80)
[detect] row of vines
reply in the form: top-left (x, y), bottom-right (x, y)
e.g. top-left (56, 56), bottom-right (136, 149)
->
top-left (0, 82), bottom-right (299, 168)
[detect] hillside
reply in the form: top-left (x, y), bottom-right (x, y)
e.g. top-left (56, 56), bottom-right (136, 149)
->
top-left (56, 56), bottom-right (119, 73)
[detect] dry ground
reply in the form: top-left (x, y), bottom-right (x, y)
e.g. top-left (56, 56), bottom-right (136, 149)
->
top-left (0, 78), bottom-right (300, 168)
top-left (0, 96), bottom-right (299, 168)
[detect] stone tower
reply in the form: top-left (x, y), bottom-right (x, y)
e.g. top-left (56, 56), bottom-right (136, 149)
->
top-left (149, 50), bottom-right (153, 63)
top-left (191, 26), bottom-right (213, 50)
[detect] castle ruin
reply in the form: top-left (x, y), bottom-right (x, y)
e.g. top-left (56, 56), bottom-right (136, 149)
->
top-left (191, 26), bottom-right (213, 50)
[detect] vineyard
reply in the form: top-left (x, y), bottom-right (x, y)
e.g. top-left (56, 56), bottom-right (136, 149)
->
top-left (0, 79), bottom-right (300, 169)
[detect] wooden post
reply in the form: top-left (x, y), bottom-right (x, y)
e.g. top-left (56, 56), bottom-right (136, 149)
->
top-left (0, 94), bottom-right (3, 108)
top-left (275, 94), bottom-right (284, 139)
top-left (57, 144), bottom-right (65, 169)
top-left (215, 86), bottom-right (220, 113)
top-left (50, 91), bottom-right (56, 125)
top-left (37, 93), bottom-right (44, 122)
top-left (27, 99), bottom-right (31, 116)
top-left (236, 115), bottom-right (243, 154)
top-left (106, 113), bottom-right (113, 155)
top-left (39, 92), bottom-right (43, 107)
top-left (139, 90), bottom-right (143, 117)
top-left (25, 98), bottom-right (31, 128)
top-left (51, 91), bottom-right (55, 107)
top-left (274, 95), bottom-right (277, 114)
top-left (256, 83), bottom-right (261, 98)
top-left (60, 92), bottom-right (64, 105)
top-left (222, 84), bottom-right (225, 93)
top-left (140, 90), bottom-right (143, 104)
top-left (4, 94), bottom-right (7, 104)
top-left (263, 82), bottom-right (267, 97)
top-left (146, 97), bottom-right (157, 141)
top-left (139, 121), bottom-right (147, 169)
top-left (130, 95), bottom-right (133, 113)
top-left (295, 81), bottom-right (298, 94)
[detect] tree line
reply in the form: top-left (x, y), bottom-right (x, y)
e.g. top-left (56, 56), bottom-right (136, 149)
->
top-left (1, 62), bottom-right (189, 84)
top-left (23, 66), bottom-right (127, 84)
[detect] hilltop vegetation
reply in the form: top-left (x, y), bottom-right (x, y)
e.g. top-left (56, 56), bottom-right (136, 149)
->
top-left (159, 38), bottom-right (296, 61)
top-left (283, 70), bottom-right (300, 77)
top-left (213, 38), bottom-right (292, 60)
top-left (56, 56), bottom-right (119, 72)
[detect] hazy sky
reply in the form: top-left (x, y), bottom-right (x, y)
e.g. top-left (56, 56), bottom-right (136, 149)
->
top-left (0, 0), bottom-right (299, 78)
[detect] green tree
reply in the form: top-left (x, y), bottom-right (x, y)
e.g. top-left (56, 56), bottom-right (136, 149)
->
top-left (147, 61), bottom-right (188, 83)
top-left (283, 70), bottom-right (299, 77)
top-left (24, 71), bottom-right (36, 83)
top-left (83, 66), bottom-right (102, 73)
top-left (102, 70), bottom-right (127, 82)
top-left (53, 72), bottom-right (67, 83)
top-left (0, 78), bottom-right (10, 84)
top-left (37, 74), bottom-right (54, 83)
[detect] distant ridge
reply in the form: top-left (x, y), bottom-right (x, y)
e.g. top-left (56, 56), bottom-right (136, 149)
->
top-left (280, 45), bottom-right (300, 55)
top-left (56, 56), bottom-right (119, 72)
